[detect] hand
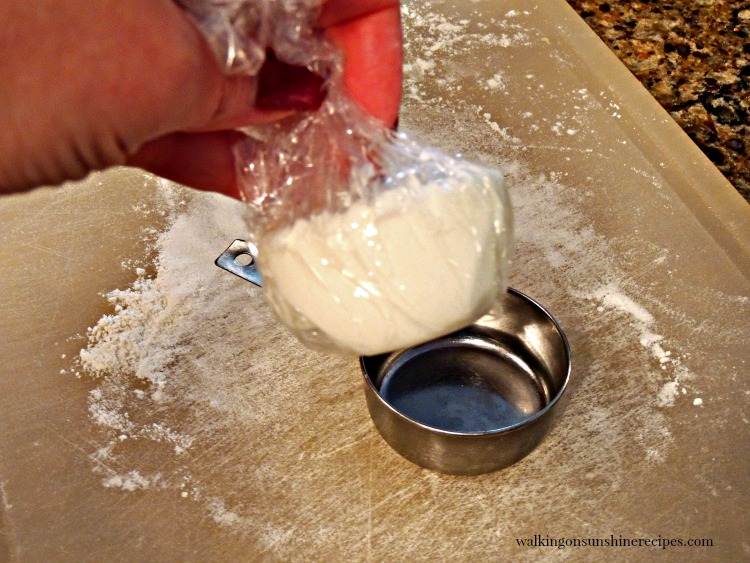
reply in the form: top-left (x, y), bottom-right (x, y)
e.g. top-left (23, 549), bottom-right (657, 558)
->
top-left (0, 0), bottom-right (402, 197)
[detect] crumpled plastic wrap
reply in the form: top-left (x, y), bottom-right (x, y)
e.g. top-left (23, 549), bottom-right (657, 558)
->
top-left (179, 0), bottom-right (328, 75)
top-left (182, 0), bottom-right (514, 356)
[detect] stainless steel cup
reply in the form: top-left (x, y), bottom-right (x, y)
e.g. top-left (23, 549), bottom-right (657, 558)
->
top-left (360, 288), bottom-right (571, 475)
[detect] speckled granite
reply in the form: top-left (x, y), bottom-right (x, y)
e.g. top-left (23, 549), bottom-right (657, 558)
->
top-left (567, 0), bottom-right (750, 204)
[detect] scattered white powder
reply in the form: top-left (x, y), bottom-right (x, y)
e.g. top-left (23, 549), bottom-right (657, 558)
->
top-left (657, 381), bottom-right (680, 408)
top-left (401, 4), bottom-right (530, 104)
top-left (74, 186), bottom-right (263, 502)
top-left (102, 470), bottom-right (154, 492)
top-left (413, 57), bottom-right (435, 75)
top-left (585, 283), bottom-right (695, 406)
top-left (693, 397), bottom-right (703, 406)
top-left (79, 189), bottom-right (243, 390)
top-left (484, 117), bottom-right (521, 144)
top-left (0, 480), bottom-right (12, 512)
top-left (486, 71), bottom-right (505, 91)
top-left (69, 184), bottom-right (394, 553)
top-left (594, 284), bottom-right (654, 323)
top-left (551, 121), bottom-right (581, 137)
top-left (207, 498), bottom-right (245, 527)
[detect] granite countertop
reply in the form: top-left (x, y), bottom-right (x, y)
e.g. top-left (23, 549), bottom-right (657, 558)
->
top-left (567, 0), bottom-right (750, 204)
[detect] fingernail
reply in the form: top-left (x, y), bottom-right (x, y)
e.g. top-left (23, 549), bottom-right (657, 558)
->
top-left (255, 50), bottom-right (327, 112)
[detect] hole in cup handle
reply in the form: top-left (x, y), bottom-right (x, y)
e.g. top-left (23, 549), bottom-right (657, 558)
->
top-left (215, 239), bottom-right (263, 287)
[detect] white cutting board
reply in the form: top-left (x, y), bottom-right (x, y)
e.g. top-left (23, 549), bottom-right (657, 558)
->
top-left (1, 1), bottom-right (748, 560)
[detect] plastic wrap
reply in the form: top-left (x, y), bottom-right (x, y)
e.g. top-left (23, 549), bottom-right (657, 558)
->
top-left (178, 0), bottom-right (327, 75)
top-left (182, 0), bottom-right (513, 356)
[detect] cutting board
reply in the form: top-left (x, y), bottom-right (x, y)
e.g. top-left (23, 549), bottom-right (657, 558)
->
top-left (2, 1), bottom-right (749, 560)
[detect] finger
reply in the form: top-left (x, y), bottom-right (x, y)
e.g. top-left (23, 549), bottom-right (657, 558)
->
top-left (254, 51), bottom-right (327, 112)
top-left (171, 16), bottom-right (287, 132)
top-left (178, 22), bottom-right (325, 131)
top-left (324, 5), bottom-right (402, 126)
top-left (317, 0), bottom-right (400, 27)
top-left (126, 131), bottom-right (243, 198)
top-left (199, 74), bottom-right (294, 131)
